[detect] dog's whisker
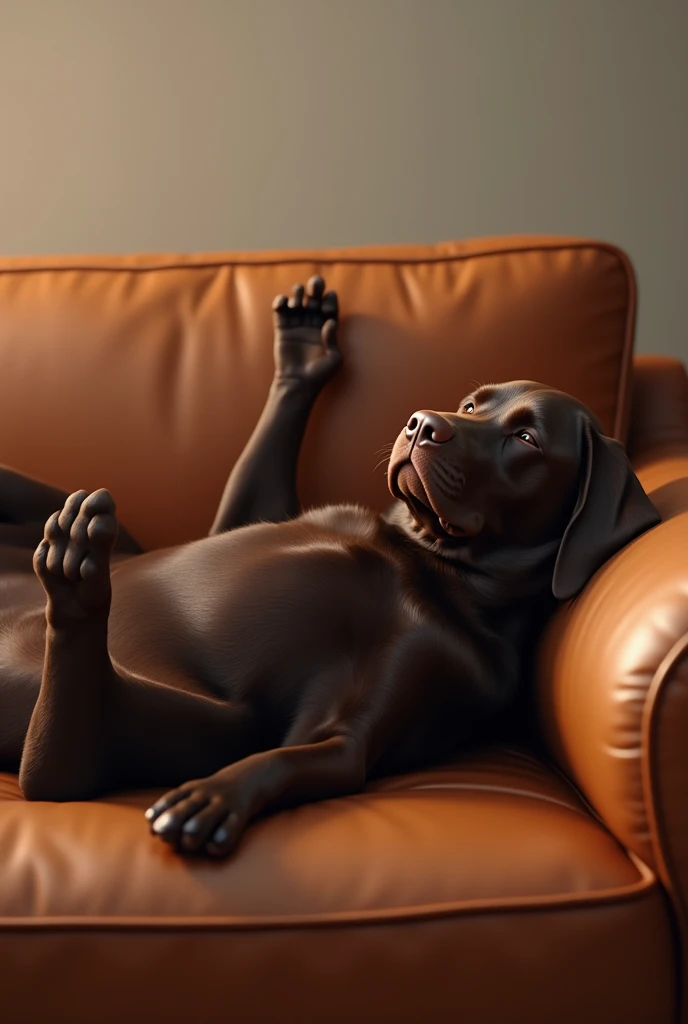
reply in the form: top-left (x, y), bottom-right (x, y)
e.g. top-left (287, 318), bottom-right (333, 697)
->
top-left (373, 443), bottom-right (395, 457)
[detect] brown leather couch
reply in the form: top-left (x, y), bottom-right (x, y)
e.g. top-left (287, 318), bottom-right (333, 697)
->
top-left (0, 236), bottom-right (686, 1024)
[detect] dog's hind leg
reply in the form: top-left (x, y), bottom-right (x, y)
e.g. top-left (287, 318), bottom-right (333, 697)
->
top-left (0, 652), bottom-right (41, 771)
top-left (0, 465), bottom-right (72, 526)
top-left (0, 465), bottom-right (142, 554)
top-left (209, 277), bottom-right (341, 535)
top-left (19, 489), bottom-right (256, 801)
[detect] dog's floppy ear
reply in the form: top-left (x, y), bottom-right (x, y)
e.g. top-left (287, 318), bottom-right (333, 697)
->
top-left (552, 417), bottom-right (661, 601)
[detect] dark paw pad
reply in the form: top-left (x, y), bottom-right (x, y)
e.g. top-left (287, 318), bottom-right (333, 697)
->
top-left (146, 780), bottom-right (245, 858)
top-left (272, 276), bottom-right (338, 332)
top-left (34, 488), bottom-right (118, 626)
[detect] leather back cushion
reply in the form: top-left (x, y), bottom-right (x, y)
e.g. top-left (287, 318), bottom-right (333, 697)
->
top-left (0, 237), bottom-right (635, 550)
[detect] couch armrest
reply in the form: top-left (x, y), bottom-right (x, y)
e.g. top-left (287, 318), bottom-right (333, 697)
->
top-left (537, 506), bottom-right (688, 868)
top-left (537, 354), bottom-right (688, 996)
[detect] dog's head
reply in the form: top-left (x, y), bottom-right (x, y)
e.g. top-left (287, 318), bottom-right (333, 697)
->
top-left (387, 380), bottom-right (660, 600)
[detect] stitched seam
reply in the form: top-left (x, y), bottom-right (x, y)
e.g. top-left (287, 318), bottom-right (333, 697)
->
top-left (0, 863), bottom-right (657, 932)
top-left (401, 782), bottom-right (588, 816)
top-left (0, 240), bottom-right (629, 273)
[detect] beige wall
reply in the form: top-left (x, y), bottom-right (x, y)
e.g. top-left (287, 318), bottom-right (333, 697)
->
top-left (1, 0), bottom-right (686, 359)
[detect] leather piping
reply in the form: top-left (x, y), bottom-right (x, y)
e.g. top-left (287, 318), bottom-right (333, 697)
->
top-left (0, 852), bottom-right (656, 932)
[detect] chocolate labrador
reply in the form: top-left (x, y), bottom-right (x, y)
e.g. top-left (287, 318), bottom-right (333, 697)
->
top-left (0, 277), bottom-right (660, 858)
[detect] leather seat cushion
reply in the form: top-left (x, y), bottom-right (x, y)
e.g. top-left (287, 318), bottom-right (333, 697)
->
top-left (0, 746), bottom-right (646, 919)
top-left (0, 746), bottom-right (674, 1023)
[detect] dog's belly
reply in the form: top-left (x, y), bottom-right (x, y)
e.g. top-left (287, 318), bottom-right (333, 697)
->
top-left (107, 515), bottom-right (402, 705)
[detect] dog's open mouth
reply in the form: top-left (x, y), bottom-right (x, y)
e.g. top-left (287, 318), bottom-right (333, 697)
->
top-left (406, 491), bottom-right (468, 540)
top-left (437, 516), bottom-right (466, 537)
top-left (394, 463), bottom-right (470, 541)
top-left (419, 500), bottom-right (468, 539)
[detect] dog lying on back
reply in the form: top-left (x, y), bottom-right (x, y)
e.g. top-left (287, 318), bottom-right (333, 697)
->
top-left (0, 276), bottom-right (660, 858)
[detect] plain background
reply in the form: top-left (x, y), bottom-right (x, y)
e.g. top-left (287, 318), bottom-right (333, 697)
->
top-left (0, 0), bottom-right (686, 359)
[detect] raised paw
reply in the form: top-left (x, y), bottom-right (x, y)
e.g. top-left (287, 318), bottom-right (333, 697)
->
top-left (33, 488), bottom-right (118, 628)
top-left (145, 777), bottom-right (247, 859)
top-left (271, 276), bottom-right (342, 390)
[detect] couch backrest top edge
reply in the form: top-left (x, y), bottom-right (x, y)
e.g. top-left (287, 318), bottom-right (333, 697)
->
top-left (0, 235), bottom-right (634, 276)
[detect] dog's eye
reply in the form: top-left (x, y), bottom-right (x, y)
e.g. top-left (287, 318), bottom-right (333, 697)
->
top-left (463, 402), bottom-right (475, 414)
top-left (516, 430), bottom-right (538, 448)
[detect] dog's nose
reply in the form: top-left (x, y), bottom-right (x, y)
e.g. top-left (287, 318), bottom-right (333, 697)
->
top-left (405, 411), bottom-right (454, 446)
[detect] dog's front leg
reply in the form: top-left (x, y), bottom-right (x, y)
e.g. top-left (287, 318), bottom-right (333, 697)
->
top-left (209, 377), bottom-right (316, 534)
top-left (146, 733), bottom-right (365, 858)
top-left (209, 276), bottom-right (341, 534)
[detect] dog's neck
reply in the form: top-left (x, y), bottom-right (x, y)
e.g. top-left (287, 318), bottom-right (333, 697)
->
top-left (381, 500), bottom-right (561, 609)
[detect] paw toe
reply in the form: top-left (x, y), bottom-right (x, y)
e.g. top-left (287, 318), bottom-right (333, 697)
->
top-left (150, 792), bottom-right (210, 844)
top-left (179, 798), bottom-right (226, 853)
top-left (32, 539), bottom-right (49, 575)
top-left (57, 490), bottom-right (89, 532)
top-left (287, 283), bottom-right (305, 308)
top-left (306, 275), bottom-right (325, 303)
top-left (87, 512), bottom-right (118, 547)
top-left (205, 812), bottom-right (242, 858)
top-left (151, 810), bottom-right (175, 835)
top-left (44, 511), bottom-right (65, 542)
top-left (321, 290), bottom-right (338, 317)
top-left (82, 488), bottom-right (116, 518)
top-left (79, 555), bottom-right (100, 580)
